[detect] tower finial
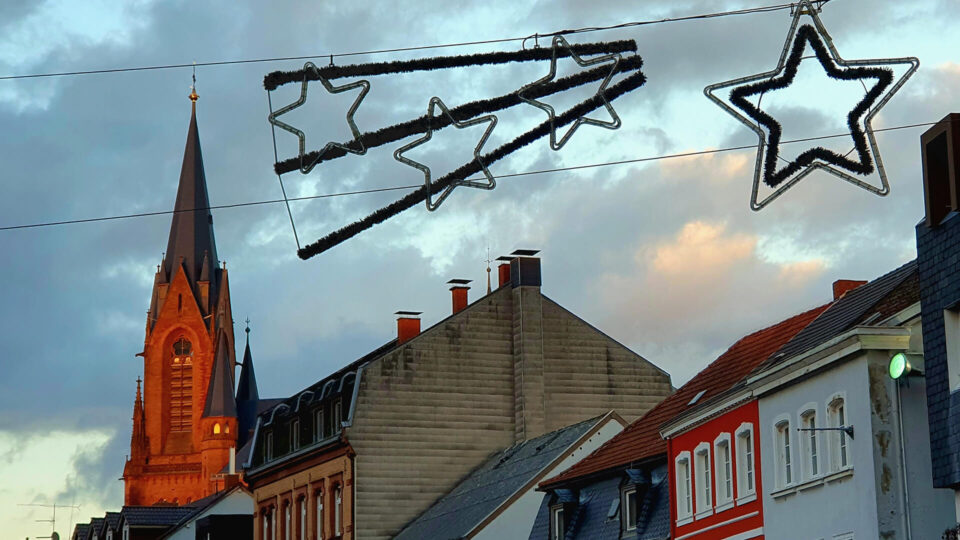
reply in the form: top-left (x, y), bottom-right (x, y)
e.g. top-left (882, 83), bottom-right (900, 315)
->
top-left (485, 245), bottom-right (492, 294)
top-left (189, 62), bottom-right (199, 103)
top-left (245, 317), bottom-right (251, 335)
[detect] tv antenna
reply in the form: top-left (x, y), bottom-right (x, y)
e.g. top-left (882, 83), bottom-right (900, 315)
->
top-left (18, 502), bottom-right (79, 539)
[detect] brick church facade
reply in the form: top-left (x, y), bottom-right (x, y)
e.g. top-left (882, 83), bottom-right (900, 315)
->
top-left (122, 90), bottom-right (262, 505)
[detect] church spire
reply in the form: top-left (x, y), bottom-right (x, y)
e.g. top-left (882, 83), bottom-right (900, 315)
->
top-left (203, 331), bottom-right (237, 419)
top-left (130, 377), bottom-right (147, 461)
top-left (163, 87), bottom-right (218, 291)
top-left (236, 321), bottom-right (260, 447)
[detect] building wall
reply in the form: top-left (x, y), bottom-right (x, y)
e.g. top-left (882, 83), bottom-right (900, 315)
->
top-left (252, 453), bottom-right (353, 540)
top-left (349, 280), bottom-right (673, 540)
top-left (917, 213), bottom-right (960, 490)
top-left (668, 401), bottom-right (764, 540)
top-left (164, 490), bottom-right (252, 540)
top-left (473, 419), bottom-right (625, 540)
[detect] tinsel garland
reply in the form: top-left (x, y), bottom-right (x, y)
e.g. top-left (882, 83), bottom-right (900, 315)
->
top-left (274, 55), bottom-right (644, 175)
top-left (263, 40), bottom-right (638, 90)
top-left (296, 69), bottom-right (647, 260)
top-left (730, 24), bottom-right (893, 188)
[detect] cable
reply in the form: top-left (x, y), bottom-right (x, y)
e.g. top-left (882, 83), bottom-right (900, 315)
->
top-left (0, 1), bottom-right (818, 82)
top-left (0, 118), bottom-right (935, 233)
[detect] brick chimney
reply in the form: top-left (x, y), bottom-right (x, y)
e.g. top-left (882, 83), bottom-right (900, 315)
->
top-left (921, 113), bottom-right (960, 228)
top-left (833, 279), bottom-right (867, 300)
top-left (395, 311), bottom-right (421, 344)
top-left (448, 279), bottom-right (472, 314)
top-left (496, 256), bottom-right (512, 288)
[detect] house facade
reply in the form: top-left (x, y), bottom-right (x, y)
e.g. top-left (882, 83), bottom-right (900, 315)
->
top-left (245, 253), bottom-right (675, 540)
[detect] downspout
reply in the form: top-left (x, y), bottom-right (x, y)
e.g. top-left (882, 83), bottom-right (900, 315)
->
top-left (896, 382), bottom-right (913, 540)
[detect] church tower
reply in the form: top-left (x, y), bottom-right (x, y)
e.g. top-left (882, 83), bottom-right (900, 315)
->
top-left (123, 87), bottom-right (238, 505)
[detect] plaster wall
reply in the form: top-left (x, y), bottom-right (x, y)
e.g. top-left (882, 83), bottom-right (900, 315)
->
top-left (164, 490), bottom-right (253, 540)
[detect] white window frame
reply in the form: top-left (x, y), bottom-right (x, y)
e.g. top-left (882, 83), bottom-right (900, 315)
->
top-left (299, 497), bottom-right (306, 540)
top-left (827, 393), bottom-right (850, 472)
top-left (944, 308), bottom-right (960, 391)
top-left (122, 524), bottom-right (129, 540)
top-left (107, 531), bottom-right (113, 540)
top-left (333, 399), bottom-right (343, 433)
top-left (291, 419), bottom-right (300, 451)
top-left (735, 422), bottom-right (756, 503)
top-left (694, 442), bottom-right (713, 518)
top-left (266, 432), bottom-right (274, 461)
top-left (799, 403), bottom-right (820, 480)
top-left (551, 505), bottom-right (565, 540)
top-left (316, 492), bottom-right (324, 540)
top-left (774, 415), bottom-right (793, 489)
top-left (285, 503), bottom-right (292, 540)
top-left (334, 485), bottom-right (343, 536)
top-left (675, 451), bottom-right (693, 525)
top-left (713, 433), bottom-right (734, 511)
top-left (313, 407), bottom-right (324, 442)
top-left (622, 486), bottom-right (638, 531)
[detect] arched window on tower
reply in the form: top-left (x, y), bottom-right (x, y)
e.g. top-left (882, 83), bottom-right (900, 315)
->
top-left (170, 337), bottom-right (194, 431)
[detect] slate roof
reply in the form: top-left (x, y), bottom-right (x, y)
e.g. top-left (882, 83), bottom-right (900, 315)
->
top-left (394, 416), bottom-right (606, 540)
top-left (104, 511), bottom-right (121, 530)
top-left (163, 102), bottom-right (219, 290)
top-left (121, 505), bottom-right (198, 526)
top-left (89, 518), bottom-right (104, 535)
top-left (71, 523), bottom-right (90, 540)
top-left (529, 466), bottom-right (670, 540)
top-left (541, 303), bottom-right (829, 489)
top-left (753, 259), bottom-right (917, 374)
top-left (203, 330), bottom-right (237, 418)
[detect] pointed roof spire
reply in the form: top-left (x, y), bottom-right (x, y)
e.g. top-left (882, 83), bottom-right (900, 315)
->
top-left (236, 320), bottom-right (260, 402)
top-left (163, 83), bottom-right (218, 289)
top-left (130, 377), bottom-right (147, 461)
top-left (203, 331), bottom-right (237, 418)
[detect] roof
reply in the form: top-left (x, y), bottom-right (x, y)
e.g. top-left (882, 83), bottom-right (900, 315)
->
top-left (541, 303), bottom-right (829, 489)
top-left (163, 102), bottom-right (219, 291)
top-left (121, 506), bottom-right (198, 527)
top-left (236, 328), bottom-right (259, 402)
top-left (89, 517), bottom-right (104, 533)
top-left (529, 466), bottom-right (670, 540)
top-left (203, 330), bottom-right (237, 418)
top-left (104, 511), bottom-right (121, 530)
top-left (395, 416), bottom-right (606, 540)
top-left (71, 523), bottom-right (90, 540)
top-left (755, 259), bottom-right (917, 373)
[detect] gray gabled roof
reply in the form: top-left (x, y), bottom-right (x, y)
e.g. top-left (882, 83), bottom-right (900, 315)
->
top-left (120, 506), bottom-right (197, 527)
top-left (395, 416), bottom-right (605, 540)
top-left (163, 102), bottom-right (219, 291)
top-left (757, 259), bottom-right (917, 372)
top-left (203, 330), bottom-right (237, 418)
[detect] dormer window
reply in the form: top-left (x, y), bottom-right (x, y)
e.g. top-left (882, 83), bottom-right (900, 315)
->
top-left (622, 486), bottom-right (638, 531)
top-left (313, 407), bottom-right (324, 442)
top-left (265, 431), bottom-right (274, 461)
top-left (550, 504), bottom-right (565, 540)
top-left (291, 419), bottom-right (300, 451)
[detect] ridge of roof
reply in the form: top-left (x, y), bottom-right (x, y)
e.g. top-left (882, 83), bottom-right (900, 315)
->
top-left (540, 302), bottom-right (830, 489)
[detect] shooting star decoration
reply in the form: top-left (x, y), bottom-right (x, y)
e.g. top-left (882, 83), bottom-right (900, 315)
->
top-left (264, 39), bottom-right (645, 259)
top-left (704, 0), bottom-right (918, 210)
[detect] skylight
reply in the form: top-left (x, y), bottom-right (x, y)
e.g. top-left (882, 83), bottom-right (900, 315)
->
top-left (688, 390), bottom-right (707, 406)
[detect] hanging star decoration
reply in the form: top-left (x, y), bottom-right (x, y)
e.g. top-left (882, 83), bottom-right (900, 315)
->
top-left (268, 61), bottom-right (370, 174)
top-left (704, 0), bottom-right (918, 210)
top-left (518, 34), bottom-right (623, 150)
top-left (394, 97), bottom-right (498, 211)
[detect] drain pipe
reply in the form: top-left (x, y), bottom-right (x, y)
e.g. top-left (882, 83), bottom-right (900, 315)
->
top-left (896, 382), bottom-right (913, 540)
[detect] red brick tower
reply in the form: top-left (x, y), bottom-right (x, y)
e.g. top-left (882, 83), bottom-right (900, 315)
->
top-left (123, 88), bottom-right (238, 505)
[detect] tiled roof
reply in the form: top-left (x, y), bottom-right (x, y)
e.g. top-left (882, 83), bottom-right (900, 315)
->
top-left (104, 511), bottom-right (121, 530)
top-left (121, 506), bottom-right (197, 526)
top-left (755, 259), bottom-right (917, 373)
top-left (394, 416), bottom-right (605, 540)
top-left (541, 303), bottom-right (829, 489)
top-left (71, 523), bottom-right (90, 540)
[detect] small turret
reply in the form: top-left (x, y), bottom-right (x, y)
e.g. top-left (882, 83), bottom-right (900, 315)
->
top-left (236, 322), bottom-right (261, 447)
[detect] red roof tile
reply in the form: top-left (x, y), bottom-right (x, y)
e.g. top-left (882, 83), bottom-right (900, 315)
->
top-left (540, 302), bottom-right (830, 489)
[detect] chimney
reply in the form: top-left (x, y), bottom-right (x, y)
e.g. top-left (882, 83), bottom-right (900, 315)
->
top-left (921, 113), bottom-right (960, 228)
top-left (833, 279), bottom-right (867, 300)
top-left (229, 446), bottom-right (236, 474)
top-left (496, 256), bottom-right (512, 288)
top-left (395, 311), bottom-right (422, 344)
top-left (509, 249), bottom-right (542, 288)
top-left (448, 279), bottom-right (472, 314)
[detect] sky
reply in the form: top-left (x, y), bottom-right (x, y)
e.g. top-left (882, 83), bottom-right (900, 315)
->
top-left (0, 0), bottom-right (958, 537)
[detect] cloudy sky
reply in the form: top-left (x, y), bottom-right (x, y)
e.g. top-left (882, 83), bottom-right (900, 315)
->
top-left (1, 0), bottom-right (958, 536)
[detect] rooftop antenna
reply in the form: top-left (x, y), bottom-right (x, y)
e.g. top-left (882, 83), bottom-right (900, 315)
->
top-left (485, 245), bottom-right (493, 294)
top-left (18, 502), bottom-right (79, 539)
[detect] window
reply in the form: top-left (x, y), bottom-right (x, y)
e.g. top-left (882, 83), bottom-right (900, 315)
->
top-left (214, 422), bottom-right (221, 434)
top-left (944, 309), bottom-right (960, 391)
top-left (107, 531), bottom-right (113, 540)
top-left (714, 434), bottom-right (733, 508)
top-left (694, 443), bottom-right (712, 516)
top-left (333, 399), bottom-right (343, 433)
top-left (313, 408), bottom-right (324, 442)
top-left (622, 487), bottom-right (637, 531)
top-left (736, 423), bottom-right (756, 500)
top-left (265, 432), bottom-right (274, 461)
top-left (263, 512), bottom-right (269, 540)
top-left (675, 452), bottom-right (693, 522)
top-left (316, 491), bottom-right (324, 540)
top-left (170, 337), bottom-right (193, 431)
top-left (291, 419), bottom-right (300, 451)
top-left (123, 525), bottom-right (129, 540)
top-left (775, 419), bottom-right (793, 488)
top-left (801, 407), bottom-right (820, 478)
top-left (299, 497), bottom-right (306, 540)
top-left (828, 396), bottom-right (849, 471)
top-left (285, 504), bottom-right (292, 540)
top-left (334, 486), bottom-right (343, 536)
top-left (551, 505), bottom-right (565, 540)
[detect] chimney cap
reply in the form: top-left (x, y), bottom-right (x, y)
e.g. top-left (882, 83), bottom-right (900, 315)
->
top-left (395, 310), bottom-right (422, 317)
top-left (496, 255), bottom-right (513, 262)
top-left (511, 249), bottom-right (540, 257)
top-left (447, 278), bottom-right (472, 285)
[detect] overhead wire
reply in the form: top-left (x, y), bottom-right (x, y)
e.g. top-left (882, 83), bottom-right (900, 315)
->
top-left (0, 118), bottom-right (935, 233)
top-left (0, 1), bottom-right (825, 82)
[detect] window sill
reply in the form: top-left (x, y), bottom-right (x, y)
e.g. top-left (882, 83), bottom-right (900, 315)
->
top-left (676, 516), bottom-right (694, 527)
top-left (771, 469), bottom-right (852, 499)
top-left (736, 492), bottom-right (757, 505)
top-left (824, 467), bottom-right (854, 483)
top-left (694, 508), bottom-right (714, 520)
top-left (715, 500), bottom-right (735, 514)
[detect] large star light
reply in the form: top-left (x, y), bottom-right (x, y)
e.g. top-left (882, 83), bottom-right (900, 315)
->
top-left (704, 0), bottom-right (918, 210)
